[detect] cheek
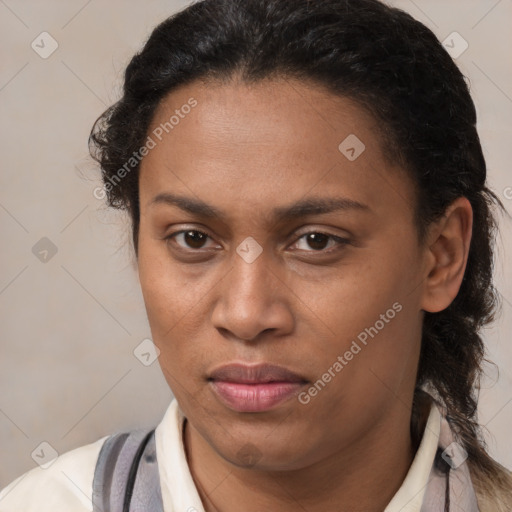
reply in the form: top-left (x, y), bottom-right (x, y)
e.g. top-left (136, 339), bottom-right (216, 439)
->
top-left (305, 240), bottom-right (421, 374)
top-left (138, 233), bottom-right (187, 319)
top-left (299, 260), bottom-right (391, 334)
top-left (137, 235), bottom-right (212, 371)
top-left (137, 238), bottom-right (184, 351)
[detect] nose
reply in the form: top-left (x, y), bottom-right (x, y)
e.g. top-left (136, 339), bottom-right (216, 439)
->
top-left (210, 245), bottom-right (294, 342)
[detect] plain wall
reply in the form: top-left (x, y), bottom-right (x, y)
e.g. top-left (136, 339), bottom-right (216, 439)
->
top-left (1, 0), bottom-right (511, 489)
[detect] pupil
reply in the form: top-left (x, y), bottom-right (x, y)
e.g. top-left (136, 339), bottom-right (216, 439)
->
top-left (308, 233), bottom-right (328, 250)
top-left (185, 231), bottom-right (206, 249)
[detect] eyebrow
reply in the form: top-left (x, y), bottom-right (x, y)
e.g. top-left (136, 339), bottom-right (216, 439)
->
top-left (149, 193), bottom-right (372, 223)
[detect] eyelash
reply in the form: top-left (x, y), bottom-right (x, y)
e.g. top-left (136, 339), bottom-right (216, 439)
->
top-left (164, 229), bottom-right (351, 255)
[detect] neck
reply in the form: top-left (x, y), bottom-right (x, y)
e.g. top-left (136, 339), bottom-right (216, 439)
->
top-left (183, 403), bottom-right (419, 512)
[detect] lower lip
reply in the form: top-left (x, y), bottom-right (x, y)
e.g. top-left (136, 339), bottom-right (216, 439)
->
top-left (210, 381), bottom-right (306, 412)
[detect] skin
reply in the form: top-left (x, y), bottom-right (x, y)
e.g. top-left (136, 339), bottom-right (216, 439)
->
top-left (136, 77), bottom-right (473, 512)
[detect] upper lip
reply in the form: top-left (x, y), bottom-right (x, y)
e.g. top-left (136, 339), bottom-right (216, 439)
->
top-left (208, 363), bottom-right (308, 384)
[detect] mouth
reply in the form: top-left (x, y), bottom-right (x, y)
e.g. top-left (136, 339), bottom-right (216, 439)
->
top-left (208, 362), bottom-right (309, 413)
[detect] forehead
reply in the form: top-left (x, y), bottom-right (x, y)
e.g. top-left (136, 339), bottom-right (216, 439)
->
top-left (145, 77), bottom-right (382, 161)
top-left (138, 77), bottom-right (414, 220)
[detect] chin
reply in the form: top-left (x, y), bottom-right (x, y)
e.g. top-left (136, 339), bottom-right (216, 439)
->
top-left (211, 430), bottom-right (314, 472)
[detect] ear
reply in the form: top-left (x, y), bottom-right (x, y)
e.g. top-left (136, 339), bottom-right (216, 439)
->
top-left (420, 196), bottom-right (473, 313)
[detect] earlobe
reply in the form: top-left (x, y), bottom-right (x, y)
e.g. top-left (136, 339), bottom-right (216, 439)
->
top-left (420, 197), bottom-right (473, 314)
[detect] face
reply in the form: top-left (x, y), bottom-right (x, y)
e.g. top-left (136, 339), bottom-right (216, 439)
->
top-left (137, 77), bottom-right (428, 470)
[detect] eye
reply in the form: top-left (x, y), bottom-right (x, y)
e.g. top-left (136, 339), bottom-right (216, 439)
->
top-left (165, 229), bottom-right (217, 251)
top-left (290, 232), bottom-right (350, 253)
top-left (164, 229), bottom-right (350, 255)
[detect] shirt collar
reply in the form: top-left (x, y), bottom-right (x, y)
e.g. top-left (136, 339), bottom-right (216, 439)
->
top-left (384, 402), bottom-right (441, 512)
top-left (154, 399), bottom-right (205, 512)
top-left (154, 398), bottom-right (466, 512)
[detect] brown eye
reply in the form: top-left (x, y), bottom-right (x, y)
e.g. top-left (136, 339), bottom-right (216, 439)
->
top-left (292, 232), bottom-right (350, 253)
top-left (304, 233), bottom-right (329, 250)
top-left (183, 230), bottom-right (208, 249)
top-left (166, 230), bottom-right (213, 250)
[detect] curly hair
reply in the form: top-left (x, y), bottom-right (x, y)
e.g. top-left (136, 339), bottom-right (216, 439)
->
top-left (89, 0), bottom-right (511, 504)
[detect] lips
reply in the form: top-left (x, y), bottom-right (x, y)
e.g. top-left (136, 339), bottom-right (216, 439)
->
top-left (208, 363), bottom-right (308, 412)
top-left (208, 362), bottom-right (308, 384)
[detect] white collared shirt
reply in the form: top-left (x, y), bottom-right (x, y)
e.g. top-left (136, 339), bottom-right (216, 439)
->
top-left (0, 398), bottom-right (441, 511)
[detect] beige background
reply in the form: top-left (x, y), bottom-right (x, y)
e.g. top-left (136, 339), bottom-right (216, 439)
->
top-left (1, 0), bottom-right (511, 489)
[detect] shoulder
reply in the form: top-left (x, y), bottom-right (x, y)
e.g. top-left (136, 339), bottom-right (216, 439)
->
top-left (471, 460), bottom-right (512, 512)
top-left (0, 435), bottom-right (109, 512)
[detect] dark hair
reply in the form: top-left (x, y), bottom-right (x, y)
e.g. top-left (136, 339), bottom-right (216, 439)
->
top-left (89, 0), bottom-right (511, 499)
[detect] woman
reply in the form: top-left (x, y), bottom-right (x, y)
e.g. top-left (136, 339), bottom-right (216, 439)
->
top-left (1, 0), bottom-right (511, 510)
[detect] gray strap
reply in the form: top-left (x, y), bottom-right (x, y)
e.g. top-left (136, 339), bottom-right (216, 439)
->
top-left (129, 429), bottom-right (165, 511)
top-left (421, 423), bottom-right (480, 511)
top-left (92, 428), bottom-right (164, 512)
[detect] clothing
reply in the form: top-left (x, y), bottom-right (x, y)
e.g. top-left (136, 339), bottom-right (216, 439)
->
top-left (0, 398), bottom-right (479, 511)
